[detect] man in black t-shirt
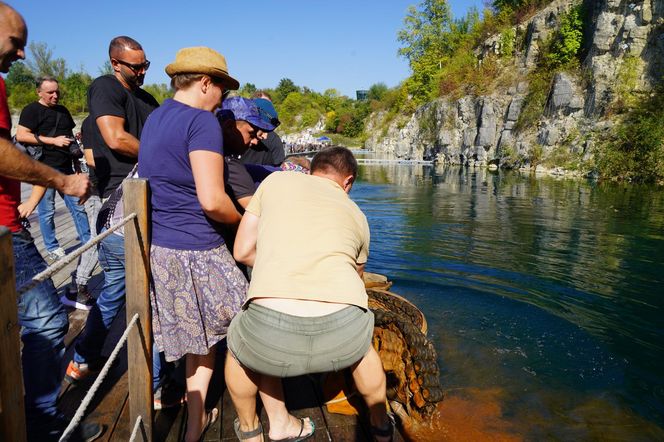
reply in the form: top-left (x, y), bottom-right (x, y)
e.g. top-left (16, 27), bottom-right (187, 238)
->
top-left (16, 76), bottom-right (92, 264)
top-left (87, 35), bottom-right (159, 198)
top-left (65, 36), bottom-right (170, 408)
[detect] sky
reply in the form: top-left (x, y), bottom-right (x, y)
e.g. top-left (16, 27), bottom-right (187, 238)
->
top-left (15, 0), bottom-right (485, 98)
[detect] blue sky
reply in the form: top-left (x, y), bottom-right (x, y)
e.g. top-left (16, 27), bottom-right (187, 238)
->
top-left (15, 0), bottom-right (485, 98)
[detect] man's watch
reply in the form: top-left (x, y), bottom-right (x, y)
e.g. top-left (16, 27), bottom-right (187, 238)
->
top-left (34, 134), bottom-right (43, 144)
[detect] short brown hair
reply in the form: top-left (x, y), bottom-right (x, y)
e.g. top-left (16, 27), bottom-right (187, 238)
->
top-left (310, 146), bottom-right (358, 178)
top-left (170, 73), bottom-right (204, 91)
top-left (251, 90), bottom-right (272, 101)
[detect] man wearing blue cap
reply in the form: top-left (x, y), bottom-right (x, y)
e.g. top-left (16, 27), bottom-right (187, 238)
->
top-left (217, 96), bottom-right (280, 210)
top-left (240, 91), bottom-right (286, 166)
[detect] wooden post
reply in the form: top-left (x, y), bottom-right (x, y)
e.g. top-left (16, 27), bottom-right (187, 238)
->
top-left (0, 227), bottom-right (27, 442)
top-left (123, 179), bottom-right (152, 441)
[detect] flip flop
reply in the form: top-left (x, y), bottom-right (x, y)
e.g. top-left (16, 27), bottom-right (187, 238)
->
top-left (199, 408), bottom-right (218, 441)
top-left (268, 417), bottom-right (315, 442)
top-left (233, 417), bottom-right (264, 440)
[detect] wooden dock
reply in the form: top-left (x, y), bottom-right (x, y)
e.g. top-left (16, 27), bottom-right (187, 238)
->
top-left (17, 183), bottom-right (401, 441)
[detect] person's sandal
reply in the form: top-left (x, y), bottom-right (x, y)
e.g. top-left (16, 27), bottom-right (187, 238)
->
top-left (233, 417), bottom-right (264, 440)
top-left (269, 417), bottom-right (315, 442)
top-left (199, 408), bottom-right (218, 441)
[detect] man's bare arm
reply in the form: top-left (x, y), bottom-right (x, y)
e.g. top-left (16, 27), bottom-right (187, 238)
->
top-left (0, 138), bottom-right (91, 200)
top-left (16, 125), bottom-right (72, 148)
top-left (234, 211), bottom-right (259, 267)
top-left (96, 115), bottom-right (140, 157)
top-left (17, 185), bottom-right (46, 218)
top-left (84, 148), bottom-right (95, 168)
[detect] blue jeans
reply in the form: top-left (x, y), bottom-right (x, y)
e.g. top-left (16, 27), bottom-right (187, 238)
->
top-left (73, 230), bottom-right (163, 388)
top-left (37, 187), bottom-right (91, 252)
top-left (75, 195), bottom-right (102, 286)
top-left (74, 231), bottom-right (125, 363)
top-left (12, 230), bottom-right (69, 431)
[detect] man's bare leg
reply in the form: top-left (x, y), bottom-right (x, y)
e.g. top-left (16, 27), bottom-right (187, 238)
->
top-left (257, 376), bottom-right (314, 440)
top-left (224, 354), bottom-right (262, 441)
top-left (351, 346), bottom-right (390, 433)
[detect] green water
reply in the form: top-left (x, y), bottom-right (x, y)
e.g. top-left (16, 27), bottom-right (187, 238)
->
top-left (353, 164), bottom-right (664, 441)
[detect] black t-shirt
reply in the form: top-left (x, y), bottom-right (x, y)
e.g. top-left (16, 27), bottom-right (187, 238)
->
top-left (224, 155), bottom-right (256, 209)
top-left (87, 75), bottom-right (158, 198)
top-left (80, 116), bottom-right (99, 192)
top-left (239, 131), bottom-right (285, 166)
top-left (18, 101), bottom-right (76, 173)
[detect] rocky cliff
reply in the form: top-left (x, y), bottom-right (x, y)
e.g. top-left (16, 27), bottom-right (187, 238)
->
top-left (365, 0), bottom-right (664, 172)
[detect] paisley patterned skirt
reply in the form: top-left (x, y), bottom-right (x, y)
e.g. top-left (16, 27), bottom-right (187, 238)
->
top-left (150, 243), bottom-right (248, 362)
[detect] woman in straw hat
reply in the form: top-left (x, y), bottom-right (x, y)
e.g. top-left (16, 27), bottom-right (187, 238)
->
top-left (137, 47), bottom-right (245, 441)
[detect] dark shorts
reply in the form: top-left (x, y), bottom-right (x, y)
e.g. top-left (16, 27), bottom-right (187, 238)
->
top-left (228, 303), bottom-right (374, 378)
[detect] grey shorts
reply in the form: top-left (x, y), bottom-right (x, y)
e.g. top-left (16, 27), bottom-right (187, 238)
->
top-left (227, 303), bottom-right (374, 378)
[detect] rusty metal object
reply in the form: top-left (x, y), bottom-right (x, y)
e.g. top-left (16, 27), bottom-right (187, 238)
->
top-left (323, 274), bottom-right (445, 440)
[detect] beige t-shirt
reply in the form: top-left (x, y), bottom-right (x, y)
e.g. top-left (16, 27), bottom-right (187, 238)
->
top-left (245, 171), bottom-right (370, 308)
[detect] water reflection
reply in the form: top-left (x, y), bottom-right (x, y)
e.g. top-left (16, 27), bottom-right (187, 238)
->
top-left (354, 164), bottom-right (664, 440)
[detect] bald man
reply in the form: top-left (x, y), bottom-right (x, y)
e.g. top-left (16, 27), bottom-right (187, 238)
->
top-left (0, 2), bottom-right (101, 441)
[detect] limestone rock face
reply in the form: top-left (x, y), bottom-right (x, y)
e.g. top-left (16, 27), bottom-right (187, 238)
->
top-left (364, 0), bottom-right (664, 170)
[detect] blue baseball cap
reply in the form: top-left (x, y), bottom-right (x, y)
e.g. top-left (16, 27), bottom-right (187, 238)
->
top-left (219, 97), bottom-right (280, 131)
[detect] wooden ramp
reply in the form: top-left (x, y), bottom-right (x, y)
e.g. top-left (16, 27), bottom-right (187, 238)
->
top-left (19, 183), bottom-right (403, 441)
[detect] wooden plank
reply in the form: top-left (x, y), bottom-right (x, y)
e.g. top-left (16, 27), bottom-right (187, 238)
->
top-left (123, 178), bottom-right (153, 441)
top-left (0, 227), bottom-right (27, 442)
top-left (220, 383), bottom-right (238, 440)
top-left (108, 392), bottom-right (131, 442)
top-left (57, 306), bottom-right (130, 435)
top-left (88, 372), bottom-right (129, 442)
top-left (283, 376), bottom-right (333, 442)
top-left (157, 404), bottom-right (186, 442)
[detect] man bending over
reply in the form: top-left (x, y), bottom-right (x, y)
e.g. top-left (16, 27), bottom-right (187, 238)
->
top-left (225, 147), bottom-right (393, 441)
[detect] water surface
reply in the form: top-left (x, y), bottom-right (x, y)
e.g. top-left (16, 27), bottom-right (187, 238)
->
top-left (353, 164), bottom-right (664, 441)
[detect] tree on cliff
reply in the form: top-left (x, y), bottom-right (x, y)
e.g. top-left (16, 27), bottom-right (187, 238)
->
top-left (274, 78), bottom-right (300, 103)
top-left (397, 0), bottom-right (454, 103)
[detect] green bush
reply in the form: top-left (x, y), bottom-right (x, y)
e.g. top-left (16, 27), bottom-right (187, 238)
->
top-left (143, 83), bottom-right (173, 104)
top-left (596, 84), bottom-right (664, 183)
top-left (515, 70), bottom-right (554, 132)
top-left (6, 82), bottom-right (35, 111)
top-left (544, 5), bottom-right (584, 69)
top-left (500, 27), bottom-right (516, 57)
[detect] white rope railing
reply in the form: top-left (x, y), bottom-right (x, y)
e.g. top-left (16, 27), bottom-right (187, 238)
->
top-left (59, 313), bottom-right (140, 442)
top-left (129, 415), bottom-right (143, 442)
top-left (17, 213), bottom-right (137, 296)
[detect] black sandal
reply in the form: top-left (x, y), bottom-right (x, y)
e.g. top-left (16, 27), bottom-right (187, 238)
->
top-left (233, 417), bottom-right (264, 440)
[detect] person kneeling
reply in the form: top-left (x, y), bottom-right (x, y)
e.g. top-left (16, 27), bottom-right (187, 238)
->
top-left (225, 147), bottom-right (393, 442)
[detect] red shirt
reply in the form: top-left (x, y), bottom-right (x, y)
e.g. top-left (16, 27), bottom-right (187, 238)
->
top-left (0, 76), bottom-right (21, 233)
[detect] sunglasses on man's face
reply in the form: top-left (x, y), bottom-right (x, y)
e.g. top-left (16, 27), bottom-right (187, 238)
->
top-left (114, 58), bottom-right (150, 73)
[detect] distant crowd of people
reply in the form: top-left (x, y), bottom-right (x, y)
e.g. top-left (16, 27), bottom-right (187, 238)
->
top-left (285, 141), bottom-right (329, 154)
top-left (0, 2), bottom-right (394, 442)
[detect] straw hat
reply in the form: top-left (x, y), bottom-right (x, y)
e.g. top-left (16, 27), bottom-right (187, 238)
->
top-left (165, 46), bottom-right (239, 90)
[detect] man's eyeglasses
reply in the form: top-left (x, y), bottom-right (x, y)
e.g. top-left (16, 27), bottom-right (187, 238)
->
top-left (256, 106), bottom-right (280, 128)
top-left (114, 58), bottom-right (150, 73)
